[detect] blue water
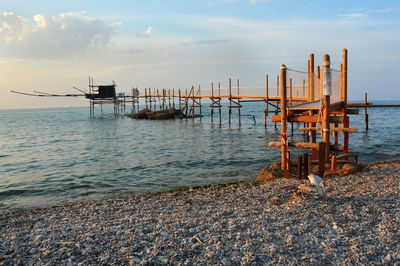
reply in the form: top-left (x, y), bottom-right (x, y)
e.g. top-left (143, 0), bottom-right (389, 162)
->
top-left (1, 101), bottom-right (399, 209)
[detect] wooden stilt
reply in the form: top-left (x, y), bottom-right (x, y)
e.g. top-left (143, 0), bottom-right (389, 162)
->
top-left (331, 155), bottom-right (337, 172)
top-left (218, 82), bottom-right (221, 124)
top-left (309, 54), bottom-right (317, 160)
top-left (289, 78), bottom-right (293, 105)
top-left (318, 142), bottom-right (325, 177)
top-left (280, 64), bottom-right (289, 178)
top-left (185, 88), bottom-right (188, 117)
top-left (265, 74), bottom-right (268, 128)
top-left (229, 78), bottom-right (232, 125)
top-left (303, 153), bottom-right (309, 178)
top-left (211, 82), bottom-right (214, 123)
top-left (237, 79), bottom-right (241, 126)
top-left (145, 88), bottom-right (148, 110)
top-left (364, 92), bottom-right (368, 130)
top-left (198, 85), bottom-right (202, 119)
top-left (275, 76), bottom-right (279, 129)
top-left (179, 89), bottom-right (182, 111)
top-left (322, 54), bottom-right (331, 162)
top-left (297, 156), bottom-right (302, 179)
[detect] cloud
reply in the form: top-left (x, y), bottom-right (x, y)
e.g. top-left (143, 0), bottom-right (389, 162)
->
top-left (145, 26), bottom-right (154, 36)
top-left (183, 38), bottom-right (229, 45)
top-left (250, 0), bottom-right (273, 3)
top-left (339, 12), bottom-right (368, 20)
top-left (0, 12), bottom-right (118, 58)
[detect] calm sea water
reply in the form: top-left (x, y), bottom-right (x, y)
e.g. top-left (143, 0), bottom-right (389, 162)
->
top-left (1, 101), bottom-right (399, 209)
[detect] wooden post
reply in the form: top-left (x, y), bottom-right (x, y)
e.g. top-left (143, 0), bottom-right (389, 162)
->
top-left (280, 65), bottom-right (289, 178)
top-left (310, 54), bottom-right (315, 101)
top-left (297, 156), bottom-right (302, 180)
top-left (364, 92), bottom-right (368, 130)
top-left (331, 155), bottom-right (337, 172)
top-left (218, 81), bottom-right (221, 123)
top-left (310, 54), bottom-right (317, 160)
top-left (344, 116), bottom-right (349, 155)
top-left (318, 142), bottom-right (325, 177)
top-left (265, 74), bottom-right (268, 128)
top-left (167, 89), bottom-right (170, 109)
top-left (198, 84), bottom-right (202, 119)
top-left (302, 79), bottom-right (305, 97)
top-left (172, 89), bottom-right (175, 109)
top-left (185, 88), bottom-right (188, 117)
top-left (229, 78), bottom-right (232, 125)
top-left (211, 82), bottom-right (214, 123)
top-left (275, 76), bottom-right (279, 129)
top-left (289, 78), bottom-right (293, 105)
top-left (179, 89), bottom-right (182, 111)
top-left (322, 54), bottom-right (331, 162)
top-left (237, 79), bottom-right (241, 126)
top-left (192, 86), bottom-right (195, 118)
top-left (303, 153), bottom-right (309, 178)
top-left (343, 48), bottom-right (348, 110)
top-left (145, 88), bottom-right (148, 110)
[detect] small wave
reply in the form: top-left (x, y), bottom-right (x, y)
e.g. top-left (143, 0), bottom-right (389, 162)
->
top-left (0, 189), bottom-right (28, 198)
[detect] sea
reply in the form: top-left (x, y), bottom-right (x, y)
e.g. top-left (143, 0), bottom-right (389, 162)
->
top-left (1, 101), bottom-right (399, 210)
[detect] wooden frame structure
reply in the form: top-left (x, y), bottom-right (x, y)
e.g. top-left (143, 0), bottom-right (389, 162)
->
top-left (268, 49), bottom-right (358, 178)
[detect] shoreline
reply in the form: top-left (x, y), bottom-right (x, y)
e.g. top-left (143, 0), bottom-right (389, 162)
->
top-left (1, 159), bottom-right (399, 264)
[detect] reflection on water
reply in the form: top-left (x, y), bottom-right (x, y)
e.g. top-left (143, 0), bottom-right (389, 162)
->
top-left (0, 101), bottom-right (399, 209)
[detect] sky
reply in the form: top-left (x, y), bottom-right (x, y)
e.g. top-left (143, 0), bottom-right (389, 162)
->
top-left (1, 0), bottom-right (400, 109)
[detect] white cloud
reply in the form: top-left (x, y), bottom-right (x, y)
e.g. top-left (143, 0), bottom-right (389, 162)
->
top-left (0, 12), bottom-right (118, 58)
top-left (183, 38), bottom-right (194, 45)
top-left (145, 26), bottom-right (154, 36)
top-left (250, 0), bottom-right (273, 3)
top-left (33, 14), bottom-right (47, 28)
top-left (339, 12), bottom-right (368, 20)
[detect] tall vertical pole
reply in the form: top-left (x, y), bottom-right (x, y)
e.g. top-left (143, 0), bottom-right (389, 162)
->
top-left (280, 64), bottom-right (289, 178)
top-left (198, 84), bottom-right (202, 119)
top-left (265, 74), bottom-right (268, 128)
top-left (275, 76), bottom-right (279, 129)
top-left (229, 78), bottom-right (232, 125)
top-left (343, 48), bottom-right (349, 155)
top-left (172, 89), bottom-right (175, 109)
top-left (145, 88), bottom-right (148, 110)
top-left (211, 82), bottom-right (214, 123)
top-left (179, 89), bottom-right (182, 111)
top-left (310, 54), bottom-right (315, 101)
top-left (310, 54), bottom-right (317, 160)
top-left (289, 78), bottom-right (293, 105)
top-left (322, 54), bottom-right (331, 162)
top-left (343, 48), bottom-right (348, 110)
top-left (192, 86), bottom-right (195, 118)
top-left (218, 81), bottom-right (221, 124)
top-left (364, 92), bottom-right (368, 130)
top-left (185, 88), bottom-right (188, 117)
top-left (168, 89), bottom-right (171, 109)
top-left (237, 79), bottom-right (241, 126)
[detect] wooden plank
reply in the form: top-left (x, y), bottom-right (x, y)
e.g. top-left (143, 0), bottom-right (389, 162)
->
top-left (269, 141), bottom-right (319, 149)
top-left (271, 115), bottom-right (344, 123)
top-left (298, 127), bottom-right (357, 133)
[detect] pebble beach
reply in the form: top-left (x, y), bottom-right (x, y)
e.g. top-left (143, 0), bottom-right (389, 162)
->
top-left (1, 160), bottom-right (399, 265)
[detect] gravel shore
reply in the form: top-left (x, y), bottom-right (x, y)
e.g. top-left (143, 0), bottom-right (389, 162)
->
top-left (1, 160), bottom-right (399, 265)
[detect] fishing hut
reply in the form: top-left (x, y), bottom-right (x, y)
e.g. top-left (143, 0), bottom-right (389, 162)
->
top-left (86, 77), bottom-right (140, 116)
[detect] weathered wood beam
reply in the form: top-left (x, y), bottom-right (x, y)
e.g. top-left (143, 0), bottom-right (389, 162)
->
top-left (298, 127), bottom-right (357, 133)
top-left (271, 115), bottom-right (344, 123)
